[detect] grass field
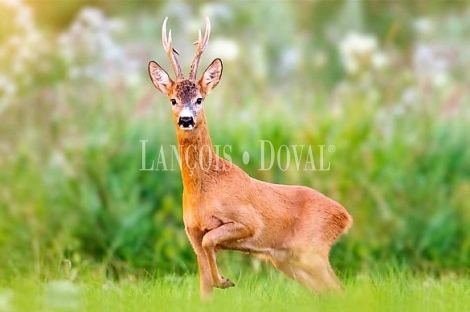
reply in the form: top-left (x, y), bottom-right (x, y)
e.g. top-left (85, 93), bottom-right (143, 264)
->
top-left (2, 269), bottom-right (469, 312)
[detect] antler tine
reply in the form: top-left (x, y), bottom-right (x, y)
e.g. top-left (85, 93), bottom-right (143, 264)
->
top-left (189, 17), bottom-right (211, 80)
top-left (202, 16), bottom-right (211, 49)
top-left (161, 17), bottom-right (183, 80)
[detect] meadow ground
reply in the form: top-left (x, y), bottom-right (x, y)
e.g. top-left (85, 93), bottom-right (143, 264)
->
top-left (1, 270), bottom-right (469, 312)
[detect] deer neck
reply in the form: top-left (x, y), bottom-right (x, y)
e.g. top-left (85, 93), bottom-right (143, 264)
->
top-left (176, 113), bottom-right (215, 193)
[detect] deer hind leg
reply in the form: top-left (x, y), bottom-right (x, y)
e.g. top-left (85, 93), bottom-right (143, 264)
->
top-left (201, 222), bottom-right (252, 289)
top-left (271, 249), bottom-right (342, 293)
top-left (296, 249), bottom-right (343, 292)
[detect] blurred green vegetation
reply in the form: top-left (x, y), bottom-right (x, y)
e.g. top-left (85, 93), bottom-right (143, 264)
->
top-left (1, 0), bottom-right (469, 283)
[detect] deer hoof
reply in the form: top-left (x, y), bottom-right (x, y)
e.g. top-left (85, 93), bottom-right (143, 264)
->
top-left (216, 276), bottom-right (235, 289)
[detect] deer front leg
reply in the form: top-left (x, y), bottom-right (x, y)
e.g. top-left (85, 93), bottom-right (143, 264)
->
top-left (201, 222), bottom-right (252, 289)
top-left (185, 227), bottom-right (213, 299)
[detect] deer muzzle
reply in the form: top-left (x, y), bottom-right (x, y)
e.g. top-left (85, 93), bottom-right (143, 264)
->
top-left (178, 107), bottom-right (196, 130)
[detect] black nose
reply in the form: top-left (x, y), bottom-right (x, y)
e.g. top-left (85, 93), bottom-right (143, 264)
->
top-left (178, 116), bottom-right (195, 128)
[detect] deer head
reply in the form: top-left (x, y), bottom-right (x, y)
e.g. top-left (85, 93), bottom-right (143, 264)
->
top-left (148, 17), bottom-right (223, 132)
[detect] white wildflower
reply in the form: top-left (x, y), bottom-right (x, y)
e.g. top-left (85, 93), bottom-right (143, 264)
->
top-left (0, 0), bottom-right (22, 7)
top-left (339, 32), bottom-right (388, 75)
top-left (49, 148), bottom-right (74, 176)
top-left (372, 51), bottom-right (389, 69)
top-left (56, 6), bottom-right (140, 86)
top-left (0, 0), bottom-right (46, 87)
top-left (77, 7), bottom-right (105, 29)
top-left (432, 72), bottom-right (450, 88)
top-left (0, 74), bottom-right (17, 96)
top-left (200, 3), bottom-right (233, 21)
top-left (280, 47), bottom-right (301, 71)
top-left (413, 42), bottom-right (453, 88)
top-left (208, 38), bottom-right (239, 61)
top-left (401, 88), bottom-right (419, 106)
top-left (414, 18), bottom-right (435, 37)
top-left (340, 33), bottom-right (377, 59)
top-left (14, 4), bottom-right (33, 30)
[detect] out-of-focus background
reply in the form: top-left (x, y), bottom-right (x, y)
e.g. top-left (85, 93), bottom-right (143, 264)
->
top-left (1, 0), bottom-right (469, 281)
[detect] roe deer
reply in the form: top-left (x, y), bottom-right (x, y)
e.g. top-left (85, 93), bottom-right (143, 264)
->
top-left (148, 17), bottom-right (353, 299)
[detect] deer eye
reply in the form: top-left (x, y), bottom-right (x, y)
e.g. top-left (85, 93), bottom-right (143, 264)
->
top-left (195, 98), bottom-right (202, 105)
top-left (170, 99), bottom-right (177, 106)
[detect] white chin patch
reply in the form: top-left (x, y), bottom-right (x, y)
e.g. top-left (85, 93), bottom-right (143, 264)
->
top-left (180, 125), bottom-right (194, 131)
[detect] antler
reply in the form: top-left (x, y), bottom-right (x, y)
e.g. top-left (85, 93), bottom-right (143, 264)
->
top-left (162, 17), bottom-right (183, 80)
top-left (189, 17), bottom-right (211, 81)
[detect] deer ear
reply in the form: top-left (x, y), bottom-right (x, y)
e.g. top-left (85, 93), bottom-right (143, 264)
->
top-left (148, 61), bottom-right (174, 94)
top-left (199, 58), bottom-right (223, 94)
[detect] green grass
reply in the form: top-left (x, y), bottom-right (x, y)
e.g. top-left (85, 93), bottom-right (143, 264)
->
top-left (2, 270), bottom-right (469, 312)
